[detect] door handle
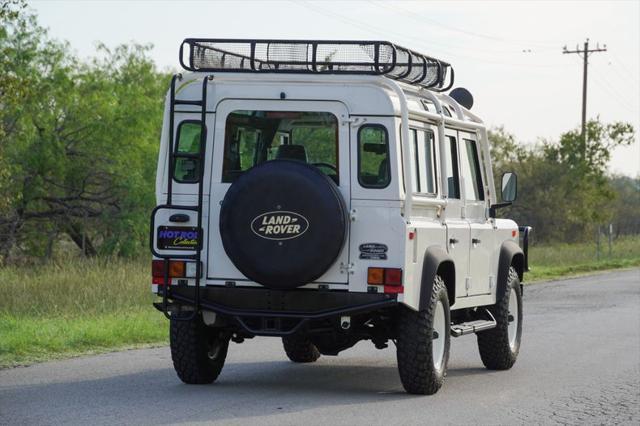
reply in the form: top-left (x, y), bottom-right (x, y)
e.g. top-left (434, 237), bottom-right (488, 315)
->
top-left (472, 238), bottom-right (481, 245)
top-left (449, 238), bottom-right (459, 245)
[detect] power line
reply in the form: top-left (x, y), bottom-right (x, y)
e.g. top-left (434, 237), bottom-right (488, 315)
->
top-left (591, 78), bottom-right (637, 115)
top-left (590, 62), bottom-right (639, 108)
top-left (563, 38), bottom-right (607, 153)
top-left (610, 52), bottom-right (640, 83)
top-left (603, 54), bottom-right (640, 90)
top-left (568, 55), bottom-right (639, 112)
top-left (294, 0), bottom-right (572, 69)
top-left (566, 56), bottom-right (638, 124)
top-left (367, 0), bottom-right (562, 48)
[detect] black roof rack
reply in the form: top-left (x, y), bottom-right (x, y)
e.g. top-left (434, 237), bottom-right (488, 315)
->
top-left (179, 39), bottom-right (454, 91)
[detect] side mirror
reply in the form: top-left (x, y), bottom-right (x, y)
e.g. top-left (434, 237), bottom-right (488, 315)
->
top-left (501, 172), bottom-right (517, 202)
top-left (490, 172), bottom-right (517, 218)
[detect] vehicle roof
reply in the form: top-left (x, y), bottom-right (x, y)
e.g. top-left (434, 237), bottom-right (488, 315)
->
top-left (172, 72), bottom-right (484, 127)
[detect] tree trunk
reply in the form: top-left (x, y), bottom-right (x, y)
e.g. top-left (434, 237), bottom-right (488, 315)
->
top-left (65, 222), bottom-right (97, 257)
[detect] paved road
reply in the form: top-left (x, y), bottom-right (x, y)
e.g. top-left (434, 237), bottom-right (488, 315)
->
top-left (2, 269), bottom-right (639, 425)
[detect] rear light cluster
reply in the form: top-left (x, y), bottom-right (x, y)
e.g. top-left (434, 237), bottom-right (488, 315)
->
top-left (367, 267), bottom-right (403, 294)
top-left (151, 260), bottom-right (199, 285)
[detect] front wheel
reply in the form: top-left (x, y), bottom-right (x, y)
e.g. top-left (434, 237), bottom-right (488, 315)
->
top-left (170, 313), bottom-right (229, 384)
top-left (477, 266), bottom-right (523, 370)
top-left (396, 275), bottom-right (451, 395)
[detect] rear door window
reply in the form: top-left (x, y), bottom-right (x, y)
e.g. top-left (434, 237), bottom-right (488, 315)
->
top-left (222, 111), bottom-right (338, 183)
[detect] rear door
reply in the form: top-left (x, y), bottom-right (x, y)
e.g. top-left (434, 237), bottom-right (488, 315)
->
top-left (206, 100), bottom-right (351, 285)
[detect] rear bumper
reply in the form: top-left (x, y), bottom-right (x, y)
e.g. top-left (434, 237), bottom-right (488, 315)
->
top-left (157, 286), bottom-right (398, 336)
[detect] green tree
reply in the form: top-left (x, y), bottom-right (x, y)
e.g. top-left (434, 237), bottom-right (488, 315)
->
top-left (609, 175), bottom-right (640, 237)
top-left (489, 119), bottom-right (635, 243)
top-left (0, 8), bottom-right (166, 262)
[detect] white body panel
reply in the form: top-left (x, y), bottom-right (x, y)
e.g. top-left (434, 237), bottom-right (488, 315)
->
top-left (153, 72), bottom-right (520, 311)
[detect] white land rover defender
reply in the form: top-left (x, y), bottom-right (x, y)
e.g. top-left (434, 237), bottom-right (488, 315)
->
top-left (150, 39), bottom-right (531, 395)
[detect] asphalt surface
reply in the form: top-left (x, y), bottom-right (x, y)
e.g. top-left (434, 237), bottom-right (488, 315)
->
top-left (1, 269), bottom-right (639, 425)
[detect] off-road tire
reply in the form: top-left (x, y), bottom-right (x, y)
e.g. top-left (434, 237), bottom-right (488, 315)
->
top-left (477, 267), bottom-right (523, 370)
top-left (396, 275), bottom-right (451, 395)
top-left (170, 313), bottom-right (229, 384)
top-left (282, 335), bottom-right (321, 363)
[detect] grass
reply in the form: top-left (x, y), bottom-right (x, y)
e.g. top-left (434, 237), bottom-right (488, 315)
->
top-left (1, 236), bottom-right (638, 367)
top-left (0, 311), bottom-right (166, 366)
top-left (526, 235), bottom-right (640, 282)
top-left (0, 258), bottom-right (168, 368)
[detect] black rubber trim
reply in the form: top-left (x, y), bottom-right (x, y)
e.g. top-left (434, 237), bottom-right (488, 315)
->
top-left (496, 240), bottom-right (524, 301)
top-left (518, 226), bottom-right (532, 272)
top-left (418, 246), bottom-right (456, 310)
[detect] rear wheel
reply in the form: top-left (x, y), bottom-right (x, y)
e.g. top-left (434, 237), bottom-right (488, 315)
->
top-left (396, 275), bottom-right (451, 395)
top-left (477, 266), bottom-right (523, 370)
top-left (170, 313), bottom-right (229, 384)
top-left (282, 335), bottom-right (321, 363)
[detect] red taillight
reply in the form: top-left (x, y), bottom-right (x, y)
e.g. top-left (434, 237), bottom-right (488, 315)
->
top-left (384, 285), bottom-right (404, 294)
top-left (152, 260), bottom-right (165, 284)
top-left (152, 260), bottom-right (164, 276)
top-left (384, 268), bottom-right (403, 286)
top-left (152, 260), bottom-right (188, 285)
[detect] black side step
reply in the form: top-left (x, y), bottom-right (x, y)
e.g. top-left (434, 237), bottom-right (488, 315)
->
top-left (450, 310), bottom-right (497, 337)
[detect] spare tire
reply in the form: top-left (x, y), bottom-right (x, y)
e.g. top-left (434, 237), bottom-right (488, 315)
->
top-left (219, 160), bottom-right (348, 289)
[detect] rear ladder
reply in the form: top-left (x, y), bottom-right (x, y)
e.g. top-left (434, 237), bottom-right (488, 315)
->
top-left (150, 74), bottom-right (211, 321)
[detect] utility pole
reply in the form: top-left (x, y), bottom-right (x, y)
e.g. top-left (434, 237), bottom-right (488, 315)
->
top-left (562, 39), bottom-right (607, 158)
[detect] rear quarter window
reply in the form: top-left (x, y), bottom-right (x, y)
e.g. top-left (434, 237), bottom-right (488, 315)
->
top-left (173, 121), bottom-right (202, 183)
top-left (358, 125), bottom-right (390, 189)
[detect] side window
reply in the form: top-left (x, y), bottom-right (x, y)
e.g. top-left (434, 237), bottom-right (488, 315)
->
top-left (423, 130), bottom-right (437, 194)
top-left (174, 121), bottom-right (202, 183)
top-left (443, 135), bottom-right (460, 199)
top-left (411, 129), bottom-right (420, 192)
top-left (358, 125), bottom-right (390, 188)
top-left (460, 139), bottom-right (485, 201)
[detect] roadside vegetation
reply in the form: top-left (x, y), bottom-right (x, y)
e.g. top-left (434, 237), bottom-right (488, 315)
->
top-left (0, 258), bottom-right (166, 367)
top-left (527, 235), bottom-right (640, 281)
top-left (2, 237), bottom-right (639, 367)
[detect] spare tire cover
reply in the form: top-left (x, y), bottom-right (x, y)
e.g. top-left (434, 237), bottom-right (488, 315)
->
top-left (219, 160), bottom-right (348, 289)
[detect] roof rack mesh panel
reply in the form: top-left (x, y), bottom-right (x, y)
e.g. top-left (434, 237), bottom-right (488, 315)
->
top-left (180, 39), bottom-right (453, 90)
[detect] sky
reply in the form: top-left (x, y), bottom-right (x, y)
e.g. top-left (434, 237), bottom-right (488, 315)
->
top-left (30, 0), bottom-right (640, 176)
